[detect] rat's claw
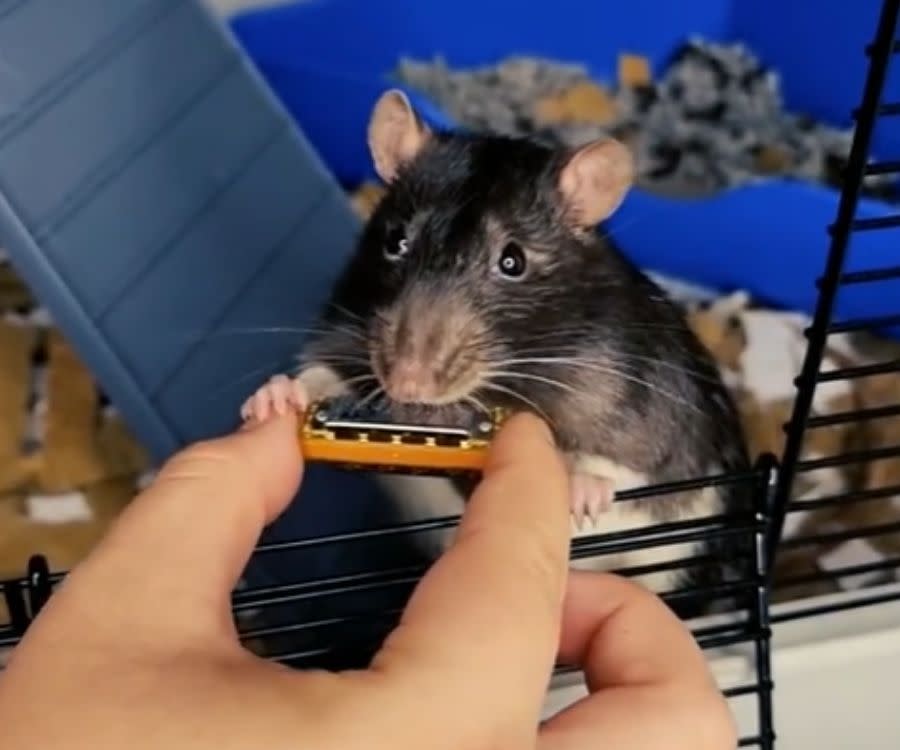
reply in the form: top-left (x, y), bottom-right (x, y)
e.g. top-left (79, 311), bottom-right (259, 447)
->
top-left (291, 377), bottom-right (310, 412)
top-left (241, 374), bottom-right (310, 423)
top-left (570, 473), bottom-right (593, 531)
top-left (587, 474), bottom-right (616, 523)
top-left (569, 472), bottom-right (615, 531)
top-left (253, 387), bottom-right (272, 421)
top-left (266, 374), bottom-right (292, 417)
top-left (569, 473), bottom-right (586, 530)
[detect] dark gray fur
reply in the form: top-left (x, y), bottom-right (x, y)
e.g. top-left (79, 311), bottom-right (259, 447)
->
top-left (301, 128), bottom-right (754, 617)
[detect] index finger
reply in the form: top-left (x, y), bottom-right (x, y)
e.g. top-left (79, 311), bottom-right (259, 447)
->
top-left (30, 414), bottom-right (304, 646)
top-left (372, 413), bottom-right (571, 735)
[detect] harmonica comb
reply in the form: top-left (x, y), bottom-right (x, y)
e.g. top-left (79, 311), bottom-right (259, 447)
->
top-left (299, 396), bottom-right (508, 474)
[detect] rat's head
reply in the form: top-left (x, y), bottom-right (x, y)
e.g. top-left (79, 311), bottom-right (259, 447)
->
top-left (354, 90), bottom-right (634, 409)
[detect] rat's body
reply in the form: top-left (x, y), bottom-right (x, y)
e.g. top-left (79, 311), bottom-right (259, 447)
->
top-left (243, 91), bottom-right (753, 618)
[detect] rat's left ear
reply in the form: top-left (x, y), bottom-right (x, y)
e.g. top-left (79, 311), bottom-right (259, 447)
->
top-left (367, 89), bottom-right (431, 183)
top-left (558, 138), bottom-right (634, 227)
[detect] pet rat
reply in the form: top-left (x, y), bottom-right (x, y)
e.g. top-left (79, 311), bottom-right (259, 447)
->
top-left (241, 89), bottom-right (753, 616)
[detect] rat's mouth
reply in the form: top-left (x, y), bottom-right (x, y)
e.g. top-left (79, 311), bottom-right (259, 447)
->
top-left (381, 400), bottom-right (483, 429)
top-left (369, 294), bottom-right (493, 411)
top-left (379, 364), bottom-right (484, 408)
top-left (371, 344), bottom-right (486, 408)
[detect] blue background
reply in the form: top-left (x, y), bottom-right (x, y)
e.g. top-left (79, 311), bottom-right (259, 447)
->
top-left (231, 0), bottom-right (900, 334)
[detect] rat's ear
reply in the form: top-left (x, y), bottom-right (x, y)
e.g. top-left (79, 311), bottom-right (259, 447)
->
top-left (558, 138), bottom-right (634, 227)
top-left (367, 89), bottom-right (431, 183)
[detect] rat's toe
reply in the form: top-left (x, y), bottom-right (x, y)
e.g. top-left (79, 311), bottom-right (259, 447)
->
top-left (569, 473), bottom-right (589, 530)
top-left (570, 472), bottom-right (615, 530)
top-left (240, 391), bottom-right (264, 421)
top-left (252, 387), bottom-right (273, 421)
top-left (291, 377), bottom-right (310, 411)
top-left (585, 474), bottom-right (616, 523)
top-left (266, 374), bottom-right (293, 416)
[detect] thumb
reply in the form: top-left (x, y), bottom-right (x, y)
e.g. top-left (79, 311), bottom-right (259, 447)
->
top-left (32, 414), bottom-right (303, 647)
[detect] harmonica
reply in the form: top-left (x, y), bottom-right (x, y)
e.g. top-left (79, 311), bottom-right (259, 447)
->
top-left (299, 396), bottom-right (509, 474)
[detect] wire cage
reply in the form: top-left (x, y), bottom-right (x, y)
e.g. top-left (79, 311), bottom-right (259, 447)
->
top-left (0, 461), bottom-right (778, 748)
top-left (767, 0), bottom-right (900, 623)
top-left (2, 1), bottom-right (900, 748)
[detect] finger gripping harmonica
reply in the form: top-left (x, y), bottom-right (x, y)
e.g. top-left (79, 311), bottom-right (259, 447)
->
top-left (299, 396), bottom-right (508, 474)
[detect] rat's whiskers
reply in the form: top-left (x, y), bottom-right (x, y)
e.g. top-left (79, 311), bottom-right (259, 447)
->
top-left (478, 380), bottom-right (554, 428)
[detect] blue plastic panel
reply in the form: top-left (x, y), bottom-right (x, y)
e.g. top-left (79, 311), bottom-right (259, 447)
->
top-left (0, 0), bottom-right (397, 589)
top-left (231, 0), bottom-right (900, 337)
top-left (607, 183), bottom-right (900, 339)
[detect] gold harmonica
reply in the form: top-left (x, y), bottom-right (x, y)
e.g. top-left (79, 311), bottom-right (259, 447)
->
top-left (299, 397), bottom-right (509, 474)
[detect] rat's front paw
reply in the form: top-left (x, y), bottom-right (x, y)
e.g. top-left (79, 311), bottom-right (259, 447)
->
top-left (240, 374), bottom-right (308, 422)
top-left (569, 472), bottom-right (616, 530)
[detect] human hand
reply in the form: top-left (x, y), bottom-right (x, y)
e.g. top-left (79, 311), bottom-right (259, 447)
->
top-left (0, 411), bottom-right (735, 749)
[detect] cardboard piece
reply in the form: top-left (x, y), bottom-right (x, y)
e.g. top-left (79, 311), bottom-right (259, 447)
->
top-left (617, 52), bottom-right (653, 88)
top-left (533, 81), bottom-right (619, 125)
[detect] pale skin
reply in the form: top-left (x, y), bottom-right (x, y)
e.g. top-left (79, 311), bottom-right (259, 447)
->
top-left (0, 411), bottom-right (735, 749)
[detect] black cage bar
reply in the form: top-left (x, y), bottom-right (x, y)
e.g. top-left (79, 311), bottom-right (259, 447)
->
top-left (767, 0), bottom-right (900, 627)
top-left (6, 1), bottom-right (900, 747)
top-left (1, 459), bottom-right (778, 748)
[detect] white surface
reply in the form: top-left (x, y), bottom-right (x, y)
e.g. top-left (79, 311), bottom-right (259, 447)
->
top-left (26, 491), bottom-right (93, 524)
top-left (819, 539), bottom-right (888, 591)
top-left (543, 584), bottom-right (900, 749)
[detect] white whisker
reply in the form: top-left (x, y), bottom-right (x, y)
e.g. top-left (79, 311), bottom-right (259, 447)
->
top-left (478, 381), bottom-right (554, 427)
top-left (341, 373), bottom-right (379, 388)
top-left (495, 355), bottom-right (719, 388)
top-left (203, 362), bottom-right (291, 402)
top-left (327, 302), bottom-right (367, 324)
top-left (463, 394), bottom-right (491, 416)
top-left (356, 384), bottom-right (386, 410)
top-left (613, 352), bottom-right (722, 385)
top-left (486, 359), bottom-right (704, 415)
top-left (301, 354), bottom-right (373, 368)
top-left (483, 369), bottom-right (582, 397)
top-left (322, 323), bottom-right (369, 343)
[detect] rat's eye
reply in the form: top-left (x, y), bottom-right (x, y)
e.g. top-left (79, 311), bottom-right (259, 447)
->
top-left (384, 229), bottom-right (410, 261)
top-left (497, 242), bottom-right (526, 279)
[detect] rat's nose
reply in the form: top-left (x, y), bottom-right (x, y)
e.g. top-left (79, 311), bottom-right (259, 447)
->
top-left (386, 358), bottom-right (437, 403)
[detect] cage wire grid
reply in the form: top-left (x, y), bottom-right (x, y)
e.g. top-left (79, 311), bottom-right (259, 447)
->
top-left (768, 0), bottom-right (900, 623)
top-left (0, 460), bottom-right (778, 748)
top-left (3, 1), bottom-right (900, 747)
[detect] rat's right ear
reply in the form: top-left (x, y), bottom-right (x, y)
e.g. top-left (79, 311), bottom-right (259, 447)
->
top-left (558, 138), bottom-right (634, 227)
top-left (367, 89), bottom-right (431, 183)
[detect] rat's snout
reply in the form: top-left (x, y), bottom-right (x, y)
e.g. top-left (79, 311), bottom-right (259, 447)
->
top-left (373, 287), bottom-right (487, 405)
top-left (385, 357), bottom-right (439, 403)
